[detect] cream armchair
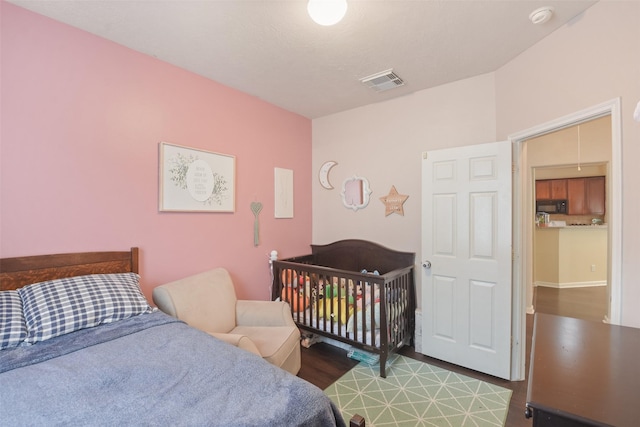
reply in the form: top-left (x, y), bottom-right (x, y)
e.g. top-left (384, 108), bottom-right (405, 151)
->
top-left (153, 268), bottom-right (301, 375)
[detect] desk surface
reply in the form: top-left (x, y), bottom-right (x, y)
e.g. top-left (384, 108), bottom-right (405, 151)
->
top-left (526, 313), bottom-right (640, 427)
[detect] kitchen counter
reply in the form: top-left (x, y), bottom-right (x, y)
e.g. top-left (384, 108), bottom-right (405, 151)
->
top-left (537, 224), bottom-right (607, 230)
top-left (534, 226), bottom-right (607, 288)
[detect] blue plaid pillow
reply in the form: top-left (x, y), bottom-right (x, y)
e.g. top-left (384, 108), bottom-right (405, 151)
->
top-left (0, 291), bottom-right (28, 349)
top-left (19, 273), bottom-right (153, 344)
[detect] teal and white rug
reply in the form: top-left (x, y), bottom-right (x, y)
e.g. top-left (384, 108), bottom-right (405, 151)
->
top-left (324, 354), bottom-right (511, 427)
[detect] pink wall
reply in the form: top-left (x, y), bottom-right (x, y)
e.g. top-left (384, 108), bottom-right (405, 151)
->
top-left (0, 2), bottom-right (312, 301)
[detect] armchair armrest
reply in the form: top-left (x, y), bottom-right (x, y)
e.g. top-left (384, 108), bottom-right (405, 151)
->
top-left (236, 300), bottom-right (296, 327)
top-left (207, 332), bottom-right (261, 356)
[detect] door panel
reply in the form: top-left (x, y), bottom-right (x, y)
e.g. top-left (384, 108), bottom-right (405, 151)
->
top-left (421, 141), bottom-right (512, 379)
top-left (434, 195), bottom-right (455, 255)
top-left (470, 192), bottom-right (496, 258)
top-left (469, 280), bottom-right (495, 349)
top-left (434, 276), bottom-right (455, 339)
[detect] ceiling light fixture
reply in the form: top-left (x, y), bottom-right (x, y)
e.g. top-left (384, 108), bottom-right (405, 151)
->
top-left (307, 0), bottom-right (348, 26)
top-left (529, 6), bottom-right (554, 25)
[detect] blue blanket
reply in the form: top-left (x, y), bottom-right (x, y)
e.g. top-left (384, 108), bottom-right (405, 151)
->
top-left (0, 311), bottom-right (345, 427)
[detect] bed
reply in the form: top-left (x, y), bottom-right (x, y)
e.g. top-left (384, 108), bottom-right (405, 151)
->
top-left (271, 240), bottom-right (415, 378)
top-left (0, 248), bottom-right (352, 427)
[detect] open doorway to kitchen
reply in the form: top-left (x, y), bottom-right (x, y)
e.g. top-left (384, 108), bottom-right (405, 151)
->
top-left (529, 116), bottom-right (610, 323)
top-left (509, 98), bottom-right (621, 381)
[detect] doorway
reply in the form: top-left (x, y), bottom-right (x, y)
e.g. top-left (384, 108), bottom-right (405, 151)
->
top-left (509, 98), bottom-right (622, 381)
top-left (528, 116), bottom-right (610, 323)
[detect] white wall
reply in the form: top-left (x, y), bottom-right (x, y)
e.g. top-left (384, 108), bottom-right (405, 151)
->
top-left (312, 73), bottom-right (496, 305)
top-left (526, 116), bottom-right (611, 169)
top-left (312, 1), bottom-right (640, 328)
top-left (496, 0), bottom-right (640, 327)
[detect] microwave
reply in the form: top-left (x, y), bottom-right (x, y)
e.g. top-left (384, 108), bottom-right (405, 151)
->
top-left (536, 200), bottom-right (567, 214)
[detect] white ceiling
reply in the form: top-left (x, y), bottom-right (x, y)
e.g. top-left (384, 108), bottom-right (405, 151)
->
top-left (9, 0), bottom-right (598, 119)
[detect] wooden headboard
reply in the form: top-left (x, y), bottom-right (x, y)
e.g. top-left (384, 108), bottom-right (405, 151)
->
top-left (0, 248), bottom-right (139, 291)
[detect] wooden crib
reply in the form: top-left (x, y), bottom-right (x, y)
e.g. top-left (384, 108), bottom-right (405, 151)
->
top-left (272, 240), bottom-right (415, 377)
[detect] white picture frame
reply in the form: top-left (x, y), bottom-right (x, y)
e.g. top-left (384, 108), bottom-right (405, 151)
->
top-left (159, 142), bottom-right (235, 212)
top-left (274, 167), bottom-right (294, 218)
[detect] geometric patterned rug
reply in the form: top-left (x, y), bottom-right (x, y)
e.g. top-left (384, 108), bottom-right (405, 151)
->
top-left (324, 354), bottom-right (512, 427)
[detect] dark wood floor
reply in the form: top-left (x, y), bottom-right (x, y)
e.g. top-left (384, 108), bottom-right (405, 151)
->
top-left (298, 286), bottom-right (607, 427)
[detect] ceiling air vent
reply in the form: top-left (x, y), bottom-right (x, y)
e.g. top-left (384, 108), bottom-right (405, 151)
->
top-left (359, 69), bottom-right (405, 92)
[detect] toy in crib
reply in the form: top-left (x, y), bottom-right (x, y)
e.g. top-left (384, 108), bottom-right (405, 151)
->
top-left (357, 269), bottom-right (381, 305)
top-left (317, 296), bottom-right (352, 323)
top-left (346, 270), bottom-right (381, 332)
top-left (311, 271), bottom-right (382, 330)
top-left (280, 269), bottom-right (309, 312)
top-left (313, 276), bottom-right (356, 323)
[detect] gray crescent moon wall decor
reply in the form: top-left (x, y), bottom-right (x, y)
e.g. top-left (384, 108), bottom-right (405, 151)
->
top-left (319, 161), bottom-right (338, 190)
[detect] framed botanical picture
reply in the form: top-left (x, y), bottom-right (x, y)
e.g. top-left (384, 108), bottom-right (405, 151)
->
top-left (159, 142), bottom-right (235, 212)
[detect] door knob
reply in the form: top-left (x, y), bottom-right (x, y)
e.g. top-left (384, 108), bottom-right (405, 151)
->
top-left (422, 260), bottom-right (431, 269)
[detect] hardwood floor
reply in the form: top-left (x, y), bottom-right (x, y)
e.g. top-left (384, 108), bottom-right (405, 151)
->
top-left (534, 285), bottom-right (608, 323)
top-left (298, 286), bottom-right (607, 426)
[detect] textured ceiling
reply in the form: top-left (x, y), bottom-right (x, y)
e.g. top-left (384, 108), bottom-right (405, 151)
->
top-left (9, 0), bottom-right (598, 119)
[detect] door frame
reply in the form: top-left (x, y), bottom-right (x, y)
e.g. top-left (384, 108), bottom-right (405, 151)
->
top-left (508, 98), bottom-right (622, 381)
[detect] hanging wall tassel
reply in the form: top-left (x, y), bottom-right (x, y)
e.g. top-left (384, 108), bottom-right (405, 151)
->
top-left (251, 201), bottom-right (263, 246)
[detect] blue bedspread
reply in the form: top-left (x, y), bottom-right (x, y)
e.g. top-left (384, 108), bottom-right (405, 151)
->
top-left (0, 311), bottom-right (345, 427)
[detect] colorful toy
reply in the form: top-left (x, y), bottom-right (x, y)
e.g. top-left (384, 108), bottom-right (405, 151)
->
top-left (317, 297), bottom-right (353, 324)
top-left (280, 269), bottom-right (310, 312)
top-left (281, 287), bottom-right (309, 313)
top-left (281, 269), bottom-right (298, 288)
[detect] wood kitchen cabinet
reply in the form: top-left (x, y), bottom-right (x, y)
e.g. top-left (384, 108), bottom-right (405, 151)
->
top-left (567, 179), bottom-right (585, 215)
top-left (537, 177), bottom-right (605, 215)
top-left (535, 181), bottom-right (550, 200)
top-left (586, 176), bottom-right (605, 214)
top-left (535, 179), bottom-right (567, 200)
top-left (567, 176), bottom-right (605, 215)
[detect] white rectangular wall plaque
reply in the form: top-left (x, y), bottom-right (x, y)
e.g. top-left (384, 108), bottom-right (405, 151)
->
top-left (274, 168), bottom-right (293, 218)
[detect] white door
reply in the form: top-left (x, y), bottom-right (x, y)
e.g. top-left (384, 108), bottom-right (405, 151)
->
top-left (421, 141), bottom-right (512, 379)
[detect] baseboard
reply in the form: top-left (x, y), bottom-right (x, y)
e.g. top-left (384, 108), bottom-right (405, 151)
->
top-left (534, 281), bottom-right (607, 289)
top-left (414, 309), bottom-right (422, 353)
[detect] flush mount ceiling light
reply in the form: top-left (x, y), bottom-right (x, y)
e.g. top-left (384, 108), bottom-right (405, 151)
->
top-left (529, 6), bottom-right (554, 24)
top-left (307, 0), bottom-right (348, 26)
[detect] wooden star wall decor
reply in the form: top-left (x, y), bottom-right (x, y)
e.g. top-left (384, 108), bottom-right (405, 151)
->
top-left (380, 186), bottom-right (409, 216)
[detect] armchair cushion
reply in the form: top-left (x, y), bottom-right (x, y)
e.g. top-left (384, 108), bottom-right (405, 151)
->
top-left (236, 300), bottom-right (295, 327)
top-left (207, 332), bottom-right (261, 356)
top-left (153, 268), bottom-right (237, 333)
top-left (153, 268), bottom-right (301, 375)
top-left (233, 326), bottom-right (300, 369)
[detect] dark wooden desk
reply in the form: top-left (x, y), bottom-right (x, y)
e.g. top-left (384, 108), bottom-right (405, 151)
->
top-left (526, 313), bottom-right (640, 427)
